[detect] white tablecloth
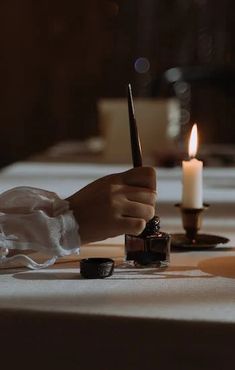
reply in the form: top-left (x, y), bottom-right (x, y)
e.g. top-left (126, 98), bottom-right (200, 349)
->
top-left (0, 162), bottom-right (235, 370)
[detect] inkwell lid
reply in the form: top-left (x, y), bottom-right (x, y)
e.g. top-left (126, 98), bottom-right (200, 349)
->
top-left (80, 258), bottom-right (114, 279)
top-left (140, 216), bottom-right (160, 238)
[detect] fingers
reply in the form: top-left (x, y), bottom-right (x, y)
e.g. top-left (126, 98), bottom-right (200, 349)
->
top-left (122, 166), bottom-right (156, 190)
top-left (124, 186), bottom-right (156, 206)
top-left (117, 217), bottom-right (146, 236)
top-left (121, 200), bottom-right (155, 221)
top-left (115, 191), bottom-right (156, 236)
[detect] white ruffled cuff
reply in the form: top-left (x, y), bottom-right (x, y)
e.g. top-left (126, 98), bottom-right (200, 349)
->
top-left (0, 186), bottom-right (80, 269)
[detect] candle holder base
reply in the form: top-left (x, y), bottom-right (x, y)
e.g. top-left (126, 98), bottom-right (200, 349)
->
top-left (171, 233), bottom-right (229, 250)
top-left (173, 203), bottom-right (229, 249)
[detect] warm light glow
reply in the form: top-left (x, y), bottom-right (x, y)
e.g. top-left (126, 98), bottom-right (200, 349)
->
top-left (188, 124), bottom-right (198, 158)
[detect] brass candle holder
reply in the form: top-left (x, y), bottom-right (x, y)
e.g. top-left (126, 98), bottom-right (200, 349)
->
top-left (175, 203), bottom-right (209, 242)
top-left (172, 203), bottom-right (229, 249)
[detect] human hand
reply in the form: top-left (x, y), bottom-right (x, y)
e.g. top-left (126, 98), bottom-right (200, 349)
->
top-left (66, 166), bottom-right (157, 244)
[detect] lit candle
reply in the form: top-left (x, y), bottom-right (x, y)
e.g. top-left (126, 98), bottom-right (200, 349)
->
top-left (182, 124), bottom-right (203, 208)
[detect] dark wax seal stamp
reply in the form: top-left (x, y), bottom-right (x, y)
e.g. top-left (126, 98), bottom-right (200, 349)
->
top-left (80, 258), bottom-right (114, 279)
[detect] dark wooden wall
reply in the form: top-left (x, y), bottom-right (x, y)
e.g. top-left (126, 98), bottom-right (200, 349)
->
top-left (0, 0), bottom-right (111, 165)
top-left (0, 0), bottom-right (234, 166)
top-left (103, 0), bottom-right (235, 146)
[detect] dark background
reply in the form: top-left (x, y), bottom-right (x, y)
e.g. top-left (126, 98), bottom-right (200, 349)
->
top-left (0, 0), bottom-right (234, 166)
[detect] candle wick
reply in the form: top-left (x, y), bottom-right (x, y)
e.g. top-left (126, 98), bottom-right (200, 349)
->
top-left (189, 155), bottom-right (195, 160)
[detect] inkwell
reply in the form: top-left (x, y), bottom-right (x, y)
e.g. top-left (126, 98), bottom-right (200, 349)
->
top-left (125, 84), bottom-right (171, 268)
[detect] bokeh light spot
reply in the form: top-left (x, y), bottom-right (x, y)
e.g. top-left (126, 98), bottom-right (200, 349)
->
top-left (134, 57), bottom-right (150, 74)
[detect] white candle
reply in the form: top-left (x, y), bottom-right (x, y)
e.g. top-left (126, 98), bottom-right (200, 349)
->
top-left (182, 124), bottom-right (203, 208)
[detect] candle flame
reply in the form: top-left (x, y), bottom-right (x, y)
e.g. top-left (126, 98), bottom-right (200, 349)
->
top-left (188, 124), bottom-right (198, 158)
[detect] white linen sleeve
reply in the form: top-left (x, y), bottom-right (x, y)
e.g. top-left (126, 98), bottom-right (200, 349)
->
top-left (0, 186), bottom-right (80, 269)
